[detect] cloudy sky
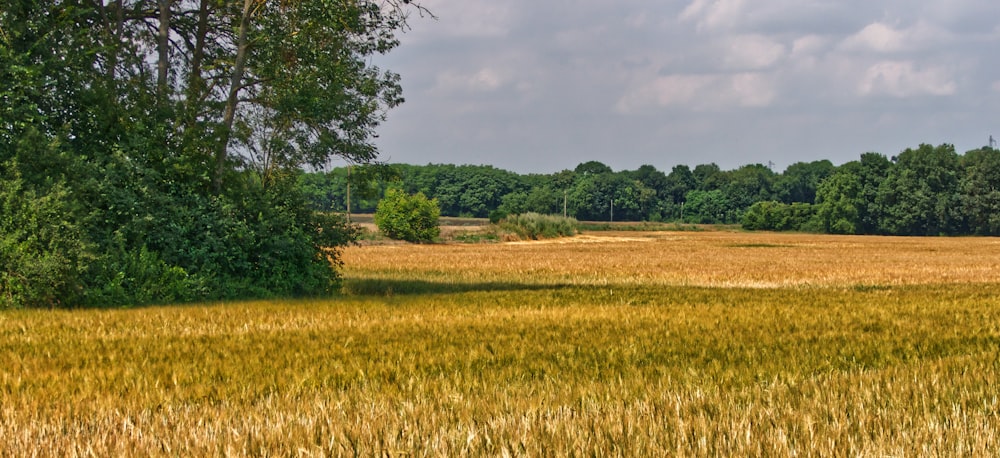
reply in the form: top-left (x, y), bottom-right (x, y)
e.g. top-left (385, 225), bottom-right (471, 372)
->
top-left (370, 0), bottom-right (1000, 174)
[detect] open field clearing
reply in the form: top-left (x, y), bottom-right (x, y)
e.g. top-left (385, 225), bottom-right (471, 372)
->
top-left (343, 230), bottom-right (1000, 289)
top-left (3, 231), bottom-right (1000, 455)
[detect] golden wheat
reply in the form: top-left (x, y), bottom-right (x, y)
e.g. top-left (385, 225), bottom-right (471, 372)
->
top-left (343, 230), bottom-right (1000, 288)
top-left (2, 230), bottom-right (1000, 456)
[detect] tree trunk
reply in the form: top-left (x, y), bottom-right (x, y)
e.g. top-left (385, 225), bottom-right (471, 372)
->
top-left (156, 0), bottom-right (171, 97)
top-left (215, 0), bottom-right (254, 192)
top-left (189, 0), bottom-right (210, 93)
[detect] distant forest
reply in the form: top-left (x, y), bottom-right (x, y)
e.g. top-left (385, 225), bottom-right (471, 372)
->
top-left (299, 143), bottom-right (1000, 236)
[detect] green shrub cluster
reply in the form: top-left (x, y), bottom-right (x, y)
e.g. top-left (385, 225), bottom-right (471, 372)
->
top-left (1, 152), bottom-right (358, 309)
top-left (374, 189), bottom-right (441, 243)
top-left (500, 213), bottom-right (578, 240)
top-left (0, 171), bottom-right (89, 308)
top-left (741, 201), bottom-right (823, 232)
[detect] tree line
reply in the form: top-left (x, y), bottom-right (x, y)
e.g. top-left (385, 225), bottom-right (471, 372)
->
top-left (300, 143), bottom-right (1000, 236)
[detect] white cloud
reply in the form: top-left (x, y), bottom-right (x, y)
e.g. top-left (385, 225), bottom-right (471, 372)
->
top-left (790, 35), bottom-right (829, 57)
top-left (730, 73), bottom-right (777, 107)
top-left (679, 0), bottom-right (747, 32)
top-left (858, 61), bottom-right (957, 97)
top-left (376, 0), bottom-right (1000, 173)
top-left (722, 34), bottom-right (786, 70)
top-left (840, 21), bottom-right (952, 54)
top-left (616, 72), bottom-right (775, 113)
top-left (433, 67), bottom-right (507, 93)
top-left (844, 22), bottom-right (906, 53)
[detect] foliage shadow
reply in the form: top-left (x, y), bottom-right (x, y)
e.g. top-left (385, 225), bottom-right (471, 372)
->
top-left (340, 278), bottom-right (572, 296)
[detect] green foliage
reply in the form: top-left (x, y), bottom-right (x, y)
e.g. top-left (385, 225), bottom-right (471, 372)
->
top-left (0, 0), bottom-right (411, 307)
top-left (568, 172), bottom-right (655, 221)
top-left (960, 147), bottom-right (1000, 235)
top-left (776, 160), bottom-right (835, 204)
top-left (876, 144), bottom-right (963, 235)
top-left (815, 171), bottom-right (862, 234)
top-left (489, 209), bottom-right (509, 224)
top-left (574, 160), bottom-right (613, 175)
top-left (724, 164), bottom-right (777, 212)
top-left (393, 164), bottom-right (524, 218)
top-left (0, 169), bottom-right (88, 308)
top-left (84, 242), bottom-right (203, 307)
top-left (741, 201), bottom-right (784, 231)
top-left (300, 145), bottom-right (1000, 237)
top-left (375, 189), bottom-right (441, 243)
top-left (682, 189), bottom-right (733, 224)
top-left (500, 213), bottom-right (578, 240)
top-left (741, 201), bottom-right (821, 232)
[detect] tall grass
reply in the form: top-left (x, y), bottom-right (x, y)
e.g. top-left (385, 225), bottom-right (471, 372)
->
top-left (3, 231), bottom-right (1000, 455)
top-left (499, 213), bottom-right (578, 240)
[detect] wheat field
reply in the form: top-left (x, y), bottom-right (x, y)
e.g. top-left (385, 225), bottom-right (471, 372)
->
top-left (3, 230), bottom-right (1000, 456)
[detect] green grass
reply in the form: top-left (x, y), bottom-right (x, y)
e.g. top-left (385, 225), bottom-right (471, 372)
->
top-left (3, 280), bottom-right (1000, 455)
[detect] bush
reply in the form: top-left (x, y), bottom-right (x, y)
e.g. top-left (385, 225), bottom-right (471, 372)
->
top-left (374, 189), bottom-right (441, 243)
top-left (84, 242), bottom-right (204, 307)
top-left (500, 213), bottom-right (578, 240)
top-left (742, 201), bottom-right (822, 232)
top-left (489, 209), bottom-right (508, 224)
top-left (0, 174), bottom-right (89, 308)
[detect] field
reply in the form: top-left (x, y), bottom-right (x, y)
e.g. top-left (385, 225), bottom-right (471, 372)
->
top-left (3, 230), bottom-right (1000, 455)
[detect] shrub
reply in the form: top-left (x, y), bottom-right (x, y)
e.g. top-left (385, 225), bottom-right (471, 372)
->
top-left (489, 209), bottom-right (508, 224)
top-left (742, 201), bottom-right (822, 232)
top-left (500, 213), bottom-right (578, 240)
top-left (374, 189), bottom-right (441, 243)
top-left (0, 174), bottom-right (89, 308)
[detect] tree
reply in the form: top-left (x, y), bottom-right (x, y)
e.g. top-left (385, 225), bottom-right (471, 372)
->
top-left (876, 144), bottom-right (963, 235)
top-left (574, 160), bottom-right (613, 176)
top-left (375, 189), bottom-right (440, 243)
top-left (815, 170), bottom-right (862, 234)
top-left (683, 189), bottom-right (732, 224)
top-left (724, 164), bottom-right (776, 214)
top-left (665, 165), bottom-right (697, 204)
top-left (741, 201), bottom-right (784, 231)
top-left (960, 147), bottom-right (1000, 235)
top-left (693, 163), bottom-right (726, 191)
top-left (776, 160), bottom-right (835, 204)
top-left (853, 153), bottom-right (893, 234)
top-left (1, 1), bottom-right (427, 306)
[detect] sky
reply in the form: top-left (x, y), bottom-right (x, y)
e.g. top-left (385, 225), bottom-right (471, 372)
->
top-left (370, 0), bottom-right (1000, 175)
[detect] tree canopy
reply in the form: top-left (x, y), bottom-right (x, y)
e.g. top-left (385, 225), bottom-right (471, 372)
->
top-left (303, 144), bottom-right (1000, 236)
top-left (1, 0), bottom-right (425, 308)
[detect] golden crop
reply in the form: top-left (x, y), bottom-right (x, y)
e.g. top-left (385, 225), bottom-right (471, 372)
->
top-left (343, 230), bottom-right (1000, 288)
top-left (2, 230), bottom-right (999, 456)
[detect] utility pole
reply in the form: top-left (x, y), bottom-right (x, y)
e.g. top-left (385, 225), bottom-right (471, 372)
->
top-left (991, 135), bottom-right (997, 149)
top-left (563, 190), bottom-right (567, 218)
top-left (610, 199), bottom-right (614, 222)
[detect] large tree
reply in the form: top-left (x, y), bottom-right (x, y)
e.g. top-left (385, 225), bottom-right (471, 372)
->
top-left (960, 147), bottom-right (1000, 235)
top-left (1, 0), bottom-right (427, 307)
top-left (876, 144), bottom-right (963, 235)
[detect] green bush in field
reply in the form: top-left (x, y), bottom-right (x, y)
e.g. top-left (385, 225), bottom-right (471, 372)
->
top-left (501, 213), bottom-right (578, 240)
top-left (374, 189), bottom-right (441, 243)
